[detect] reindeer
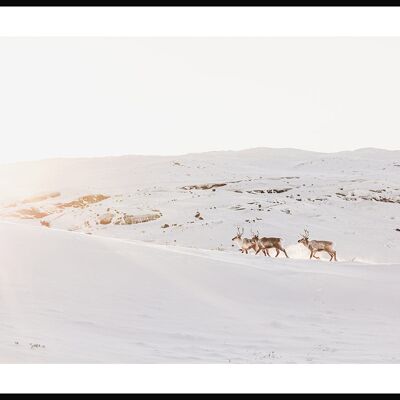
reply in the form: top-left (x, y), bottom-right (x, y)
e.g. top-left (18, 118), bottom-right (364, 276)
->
top-left (251, 231), bottom-right (289, 258)
top-left (232, 227), bottom-right (256, 254)
top-left (298, 229), bottom-right (337, 261)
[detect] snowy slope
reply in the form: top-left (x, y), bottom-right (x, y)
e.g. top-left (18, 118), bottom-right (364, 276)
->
top-left (0, 148), bottom-right (399, 363)
top-left (1, 222), bottom-right (400, 363)
top-left (0, 147), bottom-right (399, 263)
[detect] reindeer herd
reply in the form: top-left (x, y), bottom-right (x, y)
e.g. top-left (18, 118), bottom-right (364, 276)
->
top-left (232, 228), bottom-right (337, 261)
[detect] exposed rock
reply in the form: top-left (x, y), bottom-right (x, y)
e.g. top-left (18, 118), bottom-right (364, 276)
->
top-left (58, 194), bottom-right (110, 209)
top-left (99, 213), bottom-right (114, 225)
top-left (13, 207), bottom-right (50, 219)
top-left (246, 188), bottom-right (292, 194)
top-left (181, 183), bottom-right (226, 190)
top-left (337, 191), bottom-right (400, 204)
top-left (111, 212), bottom-right (162, 225)
top-left (362, 196), bottom-right (400, 204)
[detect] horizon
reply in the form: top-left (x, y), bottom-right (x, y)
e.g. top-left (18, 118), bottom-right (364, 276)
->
top-left (0, 145), bottom-right (398, 167)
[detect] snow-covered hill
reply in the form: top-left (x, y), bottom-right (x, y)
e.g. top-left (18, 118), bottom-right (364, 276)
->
top-left (1, 222), bottom-right (400, 363)
top-left (0, 147), bottom-right (399, 362)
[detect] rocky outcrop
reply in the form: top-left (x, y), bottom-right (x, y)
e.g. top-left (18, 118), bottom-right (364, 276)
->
top-left (246, 188), bottom-right (292, 194)
top-left (181, 183), bottom-right (226, 190)
top-left (12, 207), bottom-right (50, 219)
top-left (58, 194), bottom-right (110, 209)
top-left (98, 211), bottom-right (162, 226)
top-left (99, 213), bottom-right (114, 225)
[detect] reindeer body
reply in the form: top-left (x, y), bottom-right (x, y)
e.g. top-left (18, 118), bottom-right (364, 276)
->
top-left (232, 228), bottom-right (256, 254)
top-left (298, 230), bottom-right (337, 261)
top-left (252, 233), bottom-right (289, 258)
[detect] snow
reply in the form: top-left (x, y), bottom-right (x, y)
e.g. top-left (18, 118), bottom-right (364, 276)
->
top-left (0, 147), bottom-right (399, 363)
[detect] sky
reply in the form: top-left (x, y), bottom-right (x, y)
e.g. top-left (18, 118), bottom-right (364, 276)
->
top-left (0, 37), bottom-right (399, 164)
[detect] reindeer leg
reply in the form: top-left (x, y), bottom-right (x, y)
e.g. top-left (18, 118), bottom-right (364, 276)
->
top-left (316, 249), bottom-right (322, 259)
top-left (266, 249), bottom-right (271, 257)
top-left (278, 244), bottom-right (289, 258)
top-left (310, 250), bottom-right (314, 259)
top-left (333, 251), bottom-right (337, 261)
top-left (263, 249), bottom-right (267, 256)
top-left (275, 248), bottom-right (280, 257)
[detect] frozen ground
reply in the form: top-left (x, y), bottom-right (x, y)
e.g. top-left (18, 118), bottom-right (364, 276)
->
top-left (0, 147), bottom-right (399, 362)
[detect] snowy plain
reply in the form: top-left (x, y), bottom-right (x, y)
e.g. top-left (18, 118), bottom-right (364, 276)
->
top-left (0, 147), bottom-right (399, 363)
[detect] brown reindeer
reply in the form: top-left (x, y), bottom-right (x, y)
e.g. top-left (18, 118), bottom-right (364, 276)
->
top-left (298, 229), bottom-right (337, 261)
top-left (251, 231), bottom-right (289, 258)
top-left (232, 227), bottom-right (256, 254)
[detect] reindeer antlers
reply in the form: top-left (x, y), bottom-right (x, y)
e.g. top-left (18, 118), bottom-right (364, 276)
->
top-left (250, 229), bottom-right (260, 238)
top-left (236, 226), bottom-right (244, 235)
top-left (300, 229), bottom-right (310, 239)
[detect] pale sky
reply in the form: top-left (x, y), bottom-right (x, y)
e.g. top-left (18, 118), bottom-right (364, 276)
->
top-left (0, 37), bottom-right (399, 164)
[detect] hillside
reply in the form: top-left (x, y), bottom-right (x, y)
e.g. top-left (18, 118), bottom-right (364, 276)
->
top-left (1, 222), bottom-right (400, 363)
top-left (0, 147), bottom-right (399, 363)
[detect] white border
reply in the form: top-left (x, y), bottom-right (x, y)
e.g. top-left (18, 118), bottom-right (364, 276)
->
top-left (1, 364), bottom-right (400, 393)
top-left (1, 6), bottom-right (400, 394)
top-left (1, 6), bottom-right (400, 37)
